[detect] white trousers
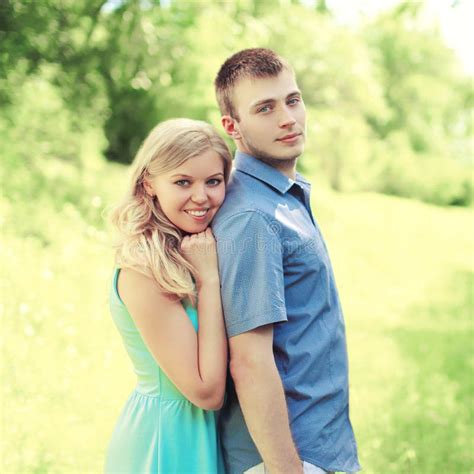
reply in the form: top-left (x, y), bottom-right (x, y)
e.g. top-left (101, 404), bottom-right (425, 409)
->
top-left (244, 461), bottom-right (334, 474)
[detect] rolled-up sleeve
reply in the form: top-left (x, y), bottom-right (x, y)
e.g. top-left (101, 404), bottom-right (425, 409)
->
top-left (213, 210), bottom-right (287, 337)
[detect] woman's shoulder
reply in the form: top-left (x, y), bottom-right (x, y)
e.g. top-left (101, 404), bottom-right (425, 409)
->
top-left (117, 267), bottom-right (181, 313)
top-left (119, 267), bottom-right (153, 285)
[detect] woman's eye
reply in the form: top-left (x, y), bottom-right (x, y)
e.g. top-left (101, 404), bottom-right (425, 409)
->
top-left (207, 178), bottom-right (222, 186)
top-left (175, 179), bottom-right (190, 186)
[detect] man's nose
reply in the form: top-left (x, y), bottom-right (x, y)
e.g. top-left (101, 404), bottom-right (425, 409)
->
top-left (278, 106), bottom-right (297, 128)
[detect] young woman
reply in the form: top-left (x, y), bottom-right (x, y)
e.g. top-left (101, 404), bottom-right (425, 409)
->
top-left (105, 118), bottom-right (232, 473)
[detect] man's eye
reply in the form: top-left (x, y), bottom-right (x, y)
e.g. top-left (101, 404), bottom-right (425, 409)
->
top-left (207, 178), bottom-right (222, 186)
top-left (258, 105), bottom-right (272, 113)
top-left (288, 97), bottom-right (300, 105)
top-left (175, 179), bottom-right (190, 186)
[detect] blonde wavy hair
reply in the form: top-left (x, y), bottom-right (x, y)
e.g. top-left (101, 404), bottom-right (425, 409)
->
top-left (111, 118), bottom-right (233, 301)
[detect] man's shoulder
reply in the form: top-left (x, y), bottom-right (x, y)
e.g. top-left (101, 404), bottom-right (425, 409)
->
top-left (219, 172), bottom-right (255, 210)
top-left (212, 205), bottom-right (271, 238)
top-left (214, 173), bottom-right (264, 221)
top-left (221, 168), bottom-right (282, 208)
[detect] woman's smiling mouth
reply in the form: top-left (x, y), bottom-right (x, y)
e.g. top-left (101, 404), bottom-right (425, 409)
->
top-left (185, 209), bottom-right (209, 219)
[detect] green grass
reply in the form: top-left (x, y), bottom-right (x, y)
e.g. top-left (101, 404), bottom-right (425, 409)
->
top-left (361, 271), bottom-right (473, 472)
top-left (322, 191), bottom-right (474, 473)
top-left (1, 150), bottom-right (473, 473)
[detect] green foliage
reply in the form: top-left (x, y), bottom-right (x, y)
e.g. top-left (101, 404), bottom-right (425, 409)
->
top-left (3, 0), bottom-right (470, 205)
top-left (369, 133), bottom-right (472, 206)
top-left (361, 2), bottom-right (472, 205)
top-left (0, 73), bottom-right (114, 238)
top-left (0, 0), bottom-right (108, 109)
top-left (102, 87), bottom-right (158, 163)
top-left (1, 67), bottom-right (81, 165)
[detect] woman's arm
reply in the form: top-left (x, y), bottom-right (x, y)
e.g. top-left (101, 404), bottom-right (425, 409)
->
top-left (118, 232), bottom-right (227, 409)
top-left (194, 277), bottom-right (227, 408)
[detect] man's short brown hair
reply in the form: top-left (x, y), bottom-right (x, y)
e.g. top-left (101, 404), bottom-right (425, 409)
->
top-left (214, 48), bottom-right (291, 119)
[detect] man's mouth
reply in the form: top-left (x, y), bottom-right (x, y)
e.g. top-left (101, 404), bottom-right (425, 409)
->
top-left (277, 133), bottom-right (302, 143)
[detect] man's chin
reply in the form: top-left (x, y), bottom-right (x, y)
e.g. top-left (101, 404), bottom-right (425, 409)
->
top-left (243, 142), bottom-right (304, 163)
top-left (275, 146), bottom-right (305, 161)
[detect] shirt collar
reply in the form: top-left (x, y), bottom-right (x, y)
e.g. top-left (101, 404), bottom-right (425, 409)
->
top-left (234, 151), bottom-right (309, 194)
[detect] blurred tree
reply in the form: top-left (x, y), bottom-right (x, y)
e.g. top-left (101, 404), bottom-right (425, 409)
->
top-left (96, 0), bottom-right (208, 162)
top-left (363, 0), bottom-right (472, 204)
top-left (316, 0), bottom-right (330, 15)
top-left (0, 0), bottom-right (107, 105)
top-left (1, 0), bottom-right (471, 204)
top-left (365, 2), bottom-right (465, 149)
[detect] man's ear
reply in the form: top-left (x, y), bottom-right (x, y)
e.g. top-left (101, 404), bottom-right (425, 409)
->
top-left (221, 115), bottom-right (242, 140)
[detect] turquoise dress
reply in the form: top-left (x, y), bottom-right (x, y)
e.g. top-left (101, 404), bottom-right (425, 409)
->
top-left (105, 268), bottom-right (224, 473)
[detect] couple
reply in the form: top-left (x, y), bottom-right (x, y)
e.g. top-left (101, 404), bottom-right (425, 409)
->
top-left (105, 49), bottom-right (360, 474)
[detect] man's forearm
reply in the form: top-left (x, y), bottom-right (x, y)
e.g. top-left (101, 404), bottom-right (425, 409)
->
top-left (230, 357), bottom-right (303, 474)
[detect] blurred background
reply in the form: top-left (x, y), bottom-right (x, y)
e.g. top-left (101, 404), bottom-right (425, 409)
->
top-left (1, 0), bottom-right (472, 472)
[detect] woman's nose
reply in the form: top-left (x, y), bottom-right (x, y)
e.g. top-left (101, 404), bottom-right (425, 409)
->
top-left (191, 186), bottom-right (208, 203)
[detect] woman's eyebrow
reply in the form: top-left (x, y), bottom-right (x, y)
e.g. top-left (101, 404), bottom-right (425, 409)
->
top-left (170, 173), bottom-right (192, 178)
top-left (170, 172), bottom-right (224, 179)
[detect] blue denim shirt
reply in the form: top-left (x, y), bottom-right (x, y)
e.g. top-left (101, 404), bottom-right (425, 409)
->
top-left (212, 152), bottom-right (360, 473)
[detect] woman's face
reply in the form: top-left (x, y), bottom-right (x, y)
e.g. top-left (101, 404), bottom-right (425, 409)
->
top-left (145, 149), bottom-right (226, 234)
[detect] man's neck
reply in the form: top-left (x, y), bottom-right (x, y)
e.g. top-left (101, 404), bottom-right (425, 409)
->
top-left (237, 148), bottom-right (297, 180)
top-left (267, 158), bottom-right (297, 180)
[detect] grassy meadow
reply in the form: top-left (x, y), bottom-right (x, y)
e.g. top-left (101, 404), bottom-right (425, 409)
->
top-left (1, 134), bottom-right (473, 473)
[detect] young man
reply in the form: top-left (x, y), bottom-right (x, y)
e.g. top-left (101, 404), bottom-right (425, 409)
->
top-left (212, 49), bottom-right (360, 474)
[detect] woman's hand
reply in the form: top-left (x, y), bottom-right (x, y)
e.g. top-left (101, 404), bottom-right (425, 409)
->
top-left (180, 228), bottom-right (219, 287)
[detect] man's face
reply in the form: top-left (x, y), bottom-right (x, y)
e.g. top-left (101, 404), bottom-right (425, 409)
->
top-left (230, 68), bottom-right (306, 165)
